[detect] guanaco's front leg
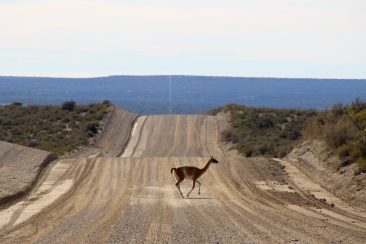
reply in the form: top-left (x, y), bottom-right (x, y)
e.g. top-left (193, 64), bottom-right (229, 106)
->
top-left (187, 179), bottom-right (196, 198)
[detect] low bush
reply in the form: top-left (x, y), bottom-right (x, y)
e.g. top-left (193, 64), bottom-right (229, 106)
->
top-left (322, 118), bottom-right (359, 148)
top-left (303, 98), bottom-right (366, 172)
top-left (0, 101), bottom-right (112, 155)
top-left (217, 104), bottom-right (317, 158)
top-left (62, 100), bottom-right (76, 111)
top-left (217, 98), bottom-right (366, 173)
top-left (336, 144), bottom-right (353, 159)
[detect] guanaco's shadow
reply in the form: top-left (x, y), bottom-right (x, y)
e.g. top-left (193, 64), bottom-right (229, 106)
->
top-left (185, 197), bottom-right (214, 200)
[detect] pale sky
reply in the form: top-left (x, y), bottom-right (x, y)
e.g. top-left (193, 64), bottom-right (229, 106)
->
top-left (0, 0), bottom-right (365, 78)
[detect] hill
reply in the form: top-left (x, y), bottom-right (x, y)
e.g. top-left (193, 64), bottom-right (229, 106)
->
top-left (1, 75), bottom-right (366, 114)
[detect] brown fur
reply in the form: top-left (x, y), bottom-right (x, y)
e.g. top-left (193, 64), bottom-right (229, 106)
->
top-left (171, 156), bottom-right (218, 198)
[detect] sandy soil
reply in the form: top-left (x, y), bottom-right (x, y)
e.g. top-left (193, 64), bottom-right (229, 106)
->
top-left (0, 115), bottom-right (365, 243)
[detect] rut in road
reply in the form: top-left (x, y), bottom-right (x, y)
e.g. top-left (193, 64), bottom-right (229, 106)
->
top-left (0, 115), bottom-right (366, 243)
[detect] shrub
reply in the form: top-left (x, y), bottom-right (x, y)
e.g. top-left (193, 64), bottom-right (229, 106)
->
top-left (205, 108), bottom-right (222, 116)
top-left (322, 119), bottom-right (358, 148)
top-left (257, 117), bottom-right (274, 129)
top-left (354, 158), bottom-right (366, 175)
top-left (352, 140), bottom-right (366, 159)
top-left (11, 102), bottom-right (23, 106)
top-left (62, 101), bottom-right (76, 111)
top-left (331, 103), bottom-right (346, 116)
top-left (302, 118), bottom-right (323, 139)
top-left (244, 148), bottom-right (253, 157)
top-left (336, 144), bottom-right (353, 159)
top-left (303, 99), bottom-right (366, 172)
top-left (222, 129), bottom-right (239, 144)
top-left (86, 122), bottom-right (99, 135)
top-left (102, 100), bottom-right (112, 105)
top-left (350, 98), bottom-right (366, 113)
top-left (259, 144), bottom-right (270, 155)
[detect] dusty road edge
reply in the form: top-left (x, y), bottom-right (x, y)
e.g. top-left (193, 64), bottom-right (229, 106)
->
top-left (116, 115), bottom-right (139, 157)
top-left (0, 153), bottom-right (56, 208)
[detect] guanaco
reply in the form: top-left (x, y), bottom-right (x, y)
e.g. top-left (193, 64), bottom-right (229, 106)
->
top-left (170, 156), bottom-right (219, 198)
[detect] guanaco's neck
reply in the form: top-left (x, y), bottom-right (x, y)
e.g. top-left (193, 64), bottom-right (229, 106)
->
top-left (198, 160), bottom-right (212, 176)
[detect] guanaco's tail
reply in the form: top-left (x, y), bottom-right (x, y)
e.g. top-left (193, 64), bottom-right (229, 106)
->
top-left (170, 168), bottom-right (176, 174)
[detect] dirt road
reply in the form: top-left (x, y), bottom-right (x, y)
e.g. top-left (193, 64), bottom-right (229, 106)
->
top-left (0, 115), bottom-right (365, 243)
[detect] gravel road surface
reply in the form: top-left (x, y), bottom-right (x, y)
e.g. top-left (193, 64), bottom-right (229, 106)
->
top-left (0, 115), bottom-right (365, 243)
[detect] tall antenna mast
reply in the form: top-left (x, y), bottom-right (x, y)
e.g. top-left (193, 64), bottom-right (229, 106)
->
top-left (169, 76), bottom-right (172, 114)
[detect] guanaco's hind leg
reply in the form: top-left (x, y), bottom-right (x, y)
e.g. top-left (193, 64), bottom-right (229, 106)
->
top-left (187, 179), bottom-right (196, 198)
top-left (175, 179), bottom-right (185, 198)
top-left (196, 180), bottom-right (201, 195)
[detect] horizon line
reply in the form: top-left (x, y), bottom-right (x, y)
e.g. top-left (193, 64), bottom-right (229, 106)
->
top-left (1, 74), bottom-right (365, 81)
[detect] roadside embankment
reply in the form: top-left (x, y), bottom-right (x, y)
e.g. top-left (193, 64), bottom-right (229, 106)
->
top-left (0, 106), bottom-right (137, 206)
top-left (95, 107), bottom-right (137, 156)
top-left (0, 141), bottom-right (54, 205)
top-left (286, 140), bottom-right (366, 209)
top-left (71, 106), bottom-right (137, 158)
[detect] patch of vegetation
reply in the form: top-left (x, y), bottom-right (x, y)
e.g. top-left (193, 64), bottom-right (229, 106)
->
top-left (0, 100), bottom-right (112, 155)
top-left (212, 104), bottom-right (318, 158)
top-left (303, 99), bottom-right (366, 174)
top-left (212, 98), bottom-right (366, 173)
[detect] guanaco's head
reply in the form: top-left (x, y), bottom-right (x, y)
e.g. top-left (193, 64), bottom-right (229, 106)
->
top-left (209, 156), bottom-right (218, 164)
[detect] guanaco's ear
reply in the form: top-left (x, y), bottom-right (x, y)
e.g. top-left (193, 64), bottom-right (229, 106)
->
top-left (210, 156), bottom-right (213, 159)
